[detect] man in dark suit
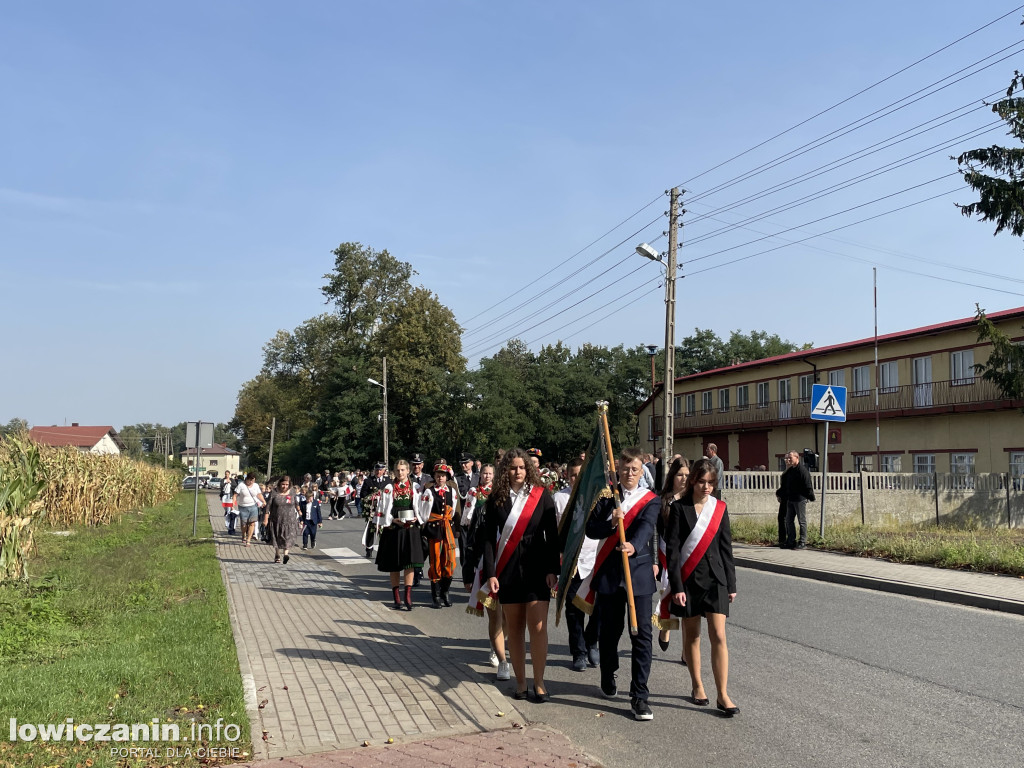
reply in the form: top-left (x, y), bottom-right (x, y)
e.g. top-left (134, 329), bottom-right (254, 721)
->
top-left (776, 451), bottom-right (815, 549)
top-left (454, 453), bottom-right (478, 565)
top-left (586, 446), bottom-right (660, 722)
top-left (409, 453), bottom-right (430, 491)
top-left (360, 462), bottom-right (389, 557)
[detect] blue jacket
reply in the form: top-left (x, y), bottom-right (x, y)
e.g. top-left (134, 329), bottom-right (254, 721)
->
top-left (298, 494), bottom-right (322, 525)
top-left (585, 487), bottom-right (660, 596)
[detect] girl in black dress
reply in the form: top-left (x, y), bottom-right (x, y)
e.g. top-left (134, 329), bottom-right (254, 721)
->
top-left (666, 459), bottom-right (739, 716)
top-left (482, 448), bottom-right (559, 702)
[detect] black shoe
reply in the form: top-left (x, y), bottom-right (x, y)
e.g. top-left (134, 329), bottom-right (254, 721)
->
top-left (513, 688), bottom-right (528, 700)
top-left (631, 698), bottom-right (653, 721)
top-left (586, 646), bottom-right (600, 668)
top-left (600, 675), bottom-right (617, 699)
top-left (431, 583), bottom-right (441, 609)
top-left (572, 655), bottom-right (587, 672)
top-left (282, 554), bottom-right (290, 565)
top-left (365, 548), bottom-right (372, 558)
top-left (692, 691), bottom-right (709, 706)
top-left (658, 634), bottom-right (670, 652)
top-left (529, 689), bottom-right (549, 704)
top-left (301, 546), bottom-right (307, 550)
top-left (440, 592), bottom-right (452, 607)
top-left (795, 542), bottom-right (807, 549)
top-left (717, 700), bottom-right (740, 717)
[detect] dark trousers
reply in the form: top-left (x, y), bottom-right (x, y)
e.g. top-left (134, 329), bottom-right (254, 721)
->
top-left (225, 511), bottom-right (238, 534)
top-left (779, 500), bottom-right (807, 546)
top-left (596, 589), bottom-right (653, 702)
top-left (566, 576), bottom-right (600, 658)
top-left (302, 522), bottom-right (317, 547)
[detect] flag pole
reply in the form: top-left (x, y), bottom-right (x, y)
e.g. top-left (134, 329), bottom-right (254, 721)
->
top-left (597, 401), bottom-right (638, 636)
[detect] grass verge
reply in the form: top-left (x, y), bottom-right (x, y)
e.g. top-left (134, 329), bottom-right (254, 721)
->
top-left (730, 518), bottom-right (1024, 576)
top-left (0, 492), bottom-right (250, 767)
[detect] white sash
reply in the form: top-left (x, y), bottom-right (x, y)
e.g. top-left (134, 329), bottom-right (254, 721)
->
top-left (679, 496), bottom-right (725, 575)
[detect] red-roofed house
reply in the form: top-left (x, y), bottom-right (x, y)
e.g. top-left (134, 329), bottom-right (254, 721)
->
top-left (637, 306), bottom-right (1024, 476)
top-left (181, 443), bottom-right (242, 477)
top-left (28, 424), bottom-right (127, 455)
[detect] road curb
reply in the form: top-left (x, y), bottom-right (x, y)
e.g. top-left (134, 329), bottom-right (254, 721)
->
top-left (734, 555), bottom-right (1024, 616)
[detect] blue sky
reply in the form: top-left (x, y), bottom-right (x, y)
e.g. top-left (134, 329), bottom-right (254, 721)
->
top-left (2, 1), bottom-right (1023, 428)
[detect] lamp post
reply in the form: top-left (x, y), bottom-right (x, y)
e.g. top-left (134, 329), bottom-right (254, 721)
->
top-left (367, 356), bottom-right (389, 468)
top-left (637, 187), bottom-right (681, 465)
top-left (266, 417), bottom-right (276, 480)
top-left (645, 344), bottom-right (658, 393)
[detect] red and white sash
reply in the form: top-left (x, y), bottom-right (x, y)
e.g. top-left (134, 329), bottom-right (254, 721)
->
top-left (477, 485), bottom-right (544, 610)
top-left (572, 489), bottom-right (656, 615)
top-left (653, 530), bottom-right (678, 630)
top-left (679, 497), bottom-right (726, 583)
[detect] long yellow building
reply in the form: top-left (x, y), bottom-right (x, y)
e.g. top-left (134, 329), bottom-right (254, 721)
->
top-left (637, 306), bottom-right (1024, 477)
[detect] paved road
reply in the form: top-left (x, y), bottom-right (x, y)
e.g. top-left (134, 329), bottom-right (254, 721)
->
top-left (305, 516), bottom-right (1024, 768)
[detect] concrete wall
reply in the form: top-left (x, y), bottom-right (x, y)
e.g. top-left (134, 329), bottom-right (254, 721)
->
top-left (718, 471), bottom-right (1024, 528)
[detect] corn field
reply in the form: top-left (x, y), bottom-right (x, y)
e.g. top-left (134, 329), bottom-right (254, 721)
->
top-left (0, 436), bottom-right (46, 580)
top-left (0, 435), bottom-right (180, 580)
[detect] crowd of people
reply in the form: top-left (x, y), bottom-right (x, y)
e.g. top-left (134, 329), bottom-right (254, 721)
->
top-left (217, 445), bottom-right (741, 722)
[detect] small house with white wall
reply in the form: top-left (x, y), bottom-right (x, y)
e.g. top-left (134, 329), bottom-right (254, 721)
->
top-left (28, 424), bottom-right (127, 455)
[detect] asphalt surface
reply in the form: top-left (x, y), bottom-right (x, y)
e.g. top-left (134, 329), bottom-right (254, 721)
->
top-left (306, 514), bottom-right (1024, 768)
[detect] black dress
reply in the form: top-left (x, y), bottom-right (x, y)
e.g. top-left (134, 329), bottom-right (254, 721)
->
top-left (665, 497), bottom-right (736, 618)
top-left (481, 486), bottom-right (559, 604)
top-left (375, 481), bottom-right (425, 572)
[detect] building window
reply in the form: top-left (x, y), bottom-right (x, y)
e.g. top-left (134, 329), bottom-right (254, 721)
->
top-left (210, 459), bottom-right (219, 466)
top-left (880, 454), bottom-right (902, 472)
top-left (879, 361), bottom-right (898, 393)
top-left (685, 393), bottom-right (696, 416)
top-left (737, 385), bottom-right (749, 409)
top-left (828, 369), bottom-right (845, 387)
top-left (913, 454), bottom-right (936, 474)
top-left (778, 379), bottom-right (791, 402)
top-left (1010, 452), bottom-right (1024, 479)
top-left (853, 365), bottom-right (871, 396)
top-left (951, 453), bottom-right (975, 474)
top-left (950, 350), bottom-right (975, 386)
top-left (702, 391), bottom-right (713, 414)
top-left (756, 381), bottom-right (770, 408)
top-left (854, 455), bottom-right (873, 472)
top-left (799, 374), bottom-right (814, 403)
top-left (647, 415), bottom-right (654, 441)
top-left (718, 388), bottom-right (730, 412)
top-left (951, 452), bottom-right (975, 489)
top-left (673, 395), bottom-right (681, 417)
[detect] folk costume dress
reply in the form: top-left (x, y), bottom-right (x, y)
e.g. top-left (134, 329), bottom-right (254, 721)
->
top-left (266, 489), bottom-right (300, 551)
top-left (375, 480), bottom-right (426, 573)
top-left (418, 481), bottom-right (460, 605)
top-left (480, 484), bottom-right (559, 606)
top-left (665, 495), bottom-right (736, 618)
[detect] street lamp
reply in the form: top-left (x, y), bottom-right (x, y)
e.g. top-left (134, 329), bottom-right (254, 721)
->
top-left (367, 356), bottom-right (389, 468)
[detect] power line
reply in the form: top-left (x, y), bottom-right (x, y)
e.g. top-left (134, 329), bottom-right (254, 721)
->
top-left (677, 5), bottom-right (1024, 190)
top-left (464, 262), bottom-right (663, 358)
top-left (683, 121), bottom-right (1003, 247)
top-left (460, 192), bottom-right (666, 327)
top-left (685, 40), bottom-right (1024, 211)
top-left (461, 214), bottom-right (665, 339)
top-left (692, 205), bottom-right (1024, 286)
top-left (685, 173), bottom-right (960, 266)
top-left (684, 88), bottom-right (1009, 230)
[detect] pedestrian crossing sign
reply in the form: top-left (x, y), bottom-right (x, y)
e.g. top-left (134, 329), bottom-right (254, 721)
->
top-left (810, 384), bottom-right (847, 422)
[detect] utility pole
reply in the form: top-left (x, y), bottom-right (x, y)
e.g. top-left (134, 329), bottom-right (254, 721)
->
top-left (382, 357), bottom-right (389, 468)
top-left (663, 187), bottom-right (681, 464)
top-left (267, 417), bottom-right (276, 480)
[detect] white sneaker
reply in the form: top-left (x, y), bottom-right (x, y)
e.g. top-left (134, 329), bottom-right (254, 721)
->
top-left (496, 661), bottom-right (511, 681)
top-left (488, 651), bottom-right (500, 668)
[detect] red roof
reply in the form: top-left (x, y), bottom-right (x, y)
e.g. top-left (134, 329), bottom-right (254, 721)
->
top-left (638, 304), bottom-right (1024, 411)
top-left (182, 443), bottom-right (241, 456)
top-left (29, 425), bottom-right (126, 450)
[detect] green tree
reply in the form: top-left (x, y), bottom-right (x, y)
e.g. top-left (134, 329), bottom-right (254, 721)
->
top-left (956, 67), bottom-right (1024, 404)
top-left (956, 70), bottom-right (1024, 237)
top-left (0, 418), bottom-right (29, 437)
top-left (973, 306), bottom-right (1024, 405)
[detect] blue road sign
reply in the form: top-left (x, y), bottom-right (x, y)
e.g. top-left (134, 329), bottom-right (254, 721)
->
top-left (810, 384), bottom-right (847, 422)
